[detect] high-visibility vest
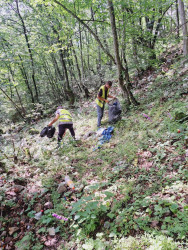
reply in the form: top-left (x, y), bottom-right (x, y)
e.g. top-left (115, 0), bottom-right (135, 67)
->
top-left (95, 85), bottom-right (109, 108)
top-left (59, 109), bottom-right (72, 123)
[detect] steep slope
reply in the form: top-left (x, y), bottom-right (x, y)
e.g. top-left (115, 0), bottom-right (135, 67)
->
top-left (0, 52), bottom-right (187, 249)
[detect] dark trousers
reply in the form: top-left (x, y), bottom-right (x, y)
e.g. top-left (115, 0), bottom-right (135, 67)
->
top-left (96, 104), bottom-right (104, 127)
top-left (58, 124), bottom-right (75, 142)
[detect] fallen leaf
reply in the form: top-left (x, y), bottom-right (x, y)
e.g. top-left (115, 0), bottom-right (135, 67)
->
top-left (151, 221), bottom-right (159, 228)
top-left (44, 238), bottom-right (57, 246)
top-left (6, 191), bottom-right (17, 196)
top-left (48, 227), bottom-right (55, 236)
top-left (9, 227), bottom-right (19, 235)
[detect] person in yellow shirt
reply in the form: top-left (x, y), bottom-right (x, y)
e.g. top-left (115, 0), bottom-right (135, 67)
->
top-left (95, 81), bottom-right (115, 127)
top-left (48, 106), bottom-right (75, 145)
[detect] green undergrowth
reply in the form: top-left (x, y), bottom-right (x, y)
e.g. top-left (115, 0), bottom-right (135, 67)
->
top-left (1, 57), bottom-right (188, 249)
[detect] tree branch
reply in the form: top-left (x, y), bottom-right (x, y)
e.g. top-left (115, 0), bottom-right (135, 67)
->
top-left (53, 0), bottom-right (116, 64)
top-left (0, 84), bottom-right (24, 118)
top-left (152, 1), bottom-right (176, 48)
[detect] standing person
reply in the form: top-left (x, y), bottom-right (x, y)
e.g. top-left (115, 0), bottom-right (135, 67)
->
top-left (48, 106), bottom-right (75, 147)
top-left (95, 81), bottom-right (115, 127)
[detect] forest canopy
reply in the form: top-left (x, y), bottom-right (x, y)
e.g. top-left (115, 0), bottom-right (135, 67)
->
top-left (0, 0), bottom-right (187, 122)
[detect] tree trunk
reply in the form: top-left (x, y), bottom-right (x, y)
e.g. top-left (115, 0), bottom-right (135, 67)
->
top-left (70, 40), bottom-right (90, 98)
top-left (42, 61), bottom-right (60, 101)
top-left (0, 85), bottom-right (24, 118)
top-left (18, 56), bottom-right (35, 103)
top-left (70, 44), bottom-right (83, 92)
top-left (7, 64), bottom-right (26, 115)
top-left (108, 0), bottom-right (139, 105)
top-left (19, 66), bottom-right (35, 103)
top-left (46, 35), bottom-right (66, 93)
top-left (52, 27), bottom-right (75, 104)
top-left (59, 49), bottom-right (75, 105)
top-left (49, 51), bottom-right (66, 98)
top-left (91, 7), bottom-right (103, 84)
top-left (85, 31), bottom-right (90, 70)
top-left (132, 38), bottom-right (140, 75)
top-left (15, 0), bottom-right (39, 102)
top-left (79, 23), bottom-right (85, 81)
top-left (178, 0), bottom-right (188, 55)
top-left (122, 10), bottom-right (132, 89)
top-left (176, 0), bottom-right (180, 38)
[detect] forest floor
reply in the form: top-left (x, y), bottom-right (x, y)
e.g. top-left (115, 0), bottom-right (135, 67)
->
top-left (0, 49), bottom-right (188, 250)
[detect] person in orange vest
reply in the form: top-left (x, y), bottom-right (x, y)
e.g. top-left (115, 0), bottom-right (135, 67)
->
top-left (48, 106), bottom-right (75, 146)
top-left (95, 81), bottom-right (115, 127)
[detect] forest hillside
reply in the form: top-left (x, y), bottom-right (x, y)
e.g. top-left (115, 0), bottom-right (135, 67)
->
top-left (0, 0), bottom-right (188, 249)
top-left (1, 46), bottom-right (188, 249)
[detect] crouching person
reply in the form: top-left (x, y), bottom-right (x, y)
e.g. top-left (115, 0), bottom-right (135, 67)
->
top-left (48, 106), bottom-right (75, 147)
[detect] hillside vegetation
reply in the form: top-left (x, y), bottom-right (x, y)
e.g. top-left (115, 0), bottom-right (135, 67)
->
top-left (0, 48), bottom-right (188, 249)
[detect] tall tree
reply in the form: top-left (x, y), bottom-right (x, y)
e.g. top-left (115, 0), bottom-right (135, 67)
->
top-left (108, 0), bottom-right (139, 105)
top-left (178, 0), bottom-right (188, 55)
top-left (15, 0), bottom-right (39, 102)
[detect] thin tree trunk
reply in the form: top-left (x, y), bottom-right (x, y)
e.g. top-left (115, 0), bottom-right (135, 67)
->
top-left (44, 58), bottom-right (61, 95)
top-left (151, 3), bottom-right (175, 49)
top-left (59, 48), bottom-right (75, 104)
top-left (79, 23), bottom-right (85, 81)
top-left (19, 66), bottom-right (35, 103)
top-left (15, 0), bottom-right (39, 102)
top-left (176, 0), bottom-right (180, 38)
top-left (91, 7), bottom-right (103, 84)
top-left (108, 0), bottom-right (139, 105)
top-left (122, 10), bottom-right (132, 89)
top-left (42, 63), bottom-right (59, 101)
top-left (70, 44), bottom-right (83, 92)
top-left (50, 52), bottom-right (66, 98)
top-left (132, 38), bottom-right (140, 75)
top-left (70, 40), bottom-right (90, 98)
top-left (46, 35), bottom-right (65, 91)
top-left (7, 65), bottom-right (26, 115)
top-left (52, 27), bottom-right (75, 104)
top-left (86, 31), bottom-right (90, 70)
top-left (178, 0), bottom-right (188, 55)
top-left (18, 56), bottom-right (35, 103)
top-left (0, 85), bottom-right (24, 118)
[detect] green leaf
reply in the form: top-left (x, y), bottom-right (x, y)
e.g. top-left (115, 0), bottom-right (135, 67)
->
top-left (170, 204), bottom-right (179, 213)
top-left (27, 210), bottom-right (36, 218)
top-left (107, 213), bottom-right (115, 219)
top-left (91, 214), bottom-right (96, 219)
top-left (37, 227), bottom-right (46, 233)
top-left (104, 191), bottom-right (114, 198)
top-left (78, 218), bottom-right (86, 224)
top-left (164, 217), bottom-right (171, 222)
top-left (74, 215), bottom-right (80, 220)
top-left (55, 226), bottom-right (60, 233)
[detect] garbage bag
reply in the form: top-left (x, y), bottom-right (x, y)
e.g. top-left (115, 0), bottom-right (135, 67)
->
top-left (40, 126), bottom-right (56, 138)
top-left (108, 98), bottom-right (121, 123)
top-left (40, 127), bottom-right (48, 137)
top-left (47, 126), bottom-right (56, 138)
